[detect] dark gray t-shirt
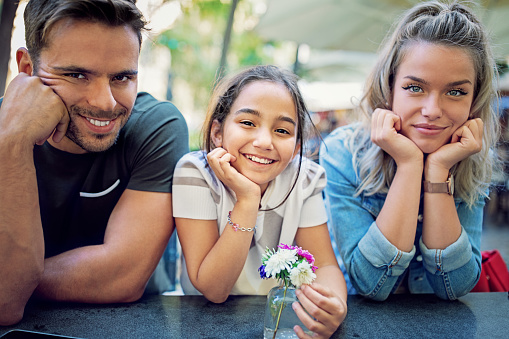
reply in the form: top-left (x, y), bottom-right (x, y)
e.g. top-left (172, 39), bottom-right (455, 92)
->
top-left (1, 92), bottom-right (189, 258)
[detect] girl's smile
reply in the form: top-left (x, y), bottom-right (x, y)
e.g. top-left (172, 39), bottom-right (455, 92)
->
top-left (243, 153), bottom-right (276, 165)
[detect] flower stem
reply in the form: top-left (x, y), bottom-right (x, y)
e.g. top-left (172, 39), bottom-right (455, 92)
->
top-left (272, 281), bottom-right (288, 339)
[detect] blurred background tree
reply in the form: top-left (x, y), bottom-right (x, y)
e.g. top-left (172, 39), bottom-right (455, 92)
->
top-left (0, 0), bottom-right (19, 95)
top-left (150, 0), bottom-right (290, 149)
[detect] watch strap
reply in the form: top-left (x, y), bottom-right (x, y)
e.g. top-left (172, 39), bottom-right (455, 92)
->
top-left (423, 173), bottom-right (453, 195)
top-left (423, 181), bottom-right (450, 194)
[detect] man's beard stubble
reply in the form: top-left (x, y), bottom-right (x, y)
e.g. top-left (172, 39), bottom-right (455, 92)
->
top-left (65, 105), bottom-right (130, 153)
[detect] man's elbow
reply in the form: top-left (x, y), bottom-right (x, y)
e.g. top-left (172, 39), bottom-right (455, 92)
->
top-left (0, 304), bottom-right (25, 326)
top-left (122, 287), bottom-right (145, 303)
top-left (0, 263), bottom-right (44, 325)
top-left (112, 279), bottom-right (146, 303)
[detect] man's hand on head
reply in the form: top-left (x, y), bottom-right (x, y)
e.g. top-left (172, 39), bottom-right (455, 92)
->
top-left (0, 72), bottom-right (69, 146)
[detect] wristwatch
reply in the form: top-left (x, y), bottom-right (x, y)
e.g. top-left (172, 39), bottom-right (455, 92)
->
top-left (423, 172), bottom-right (454, 195)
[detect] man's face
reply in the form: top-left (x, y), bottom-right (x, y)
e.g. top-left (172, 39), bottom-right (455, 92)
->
top-left (35, 19), bottom-right (140, 153)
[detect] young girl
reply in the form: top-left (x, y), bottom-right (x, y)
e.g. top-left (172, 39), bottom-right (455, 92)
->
top-left (320, 0), bottom-right (501, 301)
top-left (173, 65), bottom-right (347, 337)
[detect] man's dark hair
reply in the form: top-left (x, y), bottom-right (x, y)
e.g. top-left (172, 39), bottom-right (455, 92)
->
top-left (24, 0), bottom-right (147, 69)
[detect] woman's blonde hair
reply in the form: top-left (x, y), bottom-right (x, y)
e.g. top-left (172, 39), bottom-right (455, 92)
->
top-left (349, 0), bottom-right (501, 206)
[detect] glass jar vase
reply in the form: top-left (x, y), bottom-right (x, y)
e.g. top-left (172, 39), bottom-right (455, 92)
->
top-left (263, 282), bottom-right (312, 339)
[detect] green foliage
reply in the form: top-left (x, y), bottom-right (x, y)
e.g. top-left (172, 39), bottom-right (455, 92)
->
top-left (156, 0), bottom-right (277, 115)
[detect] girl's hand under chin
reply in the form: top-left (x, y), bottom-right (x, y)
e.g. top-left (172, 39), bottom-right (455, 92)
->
top-left (426, 118), bottom-right (484, 172)
top-left (292, 283), bottom-right (347, 339)
top-left (207, 147), bottom-right (261, 202)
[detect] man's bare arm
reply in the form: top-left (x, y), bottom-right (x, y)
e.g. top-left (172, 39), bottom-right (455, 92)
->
top-left (0, 73), bottom-right (68, 325)
top-left (34, 189), bottom-right (174, 302)
top-left (0, 137), bottom-right (44, 325)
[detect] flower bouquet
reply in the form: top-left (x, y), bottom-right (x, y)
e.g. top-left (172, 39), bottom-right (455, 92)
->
top-left (259, 244), bottom-right (317, 339)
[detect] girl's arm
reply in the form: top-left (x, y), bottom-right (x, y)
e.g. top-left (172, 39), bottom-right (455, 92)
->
top-left (292, 224), bottom-right (347, 338)
top-left (176, 148), bottom-right (261, 303)
top-left (176, 199), bottom-right (257, 303)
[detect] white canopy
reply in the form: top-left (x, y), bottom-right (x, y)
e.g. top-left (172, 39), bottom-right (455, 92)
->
top-left (256, 0), bottom-right (509, 59)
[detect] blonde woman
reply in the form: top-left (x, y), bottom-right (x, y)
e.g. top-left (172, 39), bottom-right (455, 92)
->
top-left (320, 0), bottom-right (501, 300)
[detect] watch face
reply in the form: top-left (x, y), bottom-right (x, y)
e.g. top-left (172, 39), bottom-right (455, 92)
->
top-left (448, 174), bottom-right (454, 195)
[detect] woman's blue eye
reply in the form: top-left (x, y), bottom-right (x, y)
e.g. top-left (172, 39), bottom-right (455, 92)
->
top-left (448, 89), bottom-right (467, 96)
top-left (402, 85), bottom-right (422, 93)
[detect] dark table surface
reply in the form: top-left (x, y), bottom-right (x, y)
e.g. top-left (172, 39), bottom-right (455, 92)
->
top-left (1, 292), bottom-right (508, 338)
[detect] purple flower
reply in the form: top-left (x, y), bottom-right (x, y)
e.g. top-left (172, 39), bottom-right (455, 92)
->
top-left (278, 243), bottom-right (315, 265)
top-left (278, 243), bottom-right (294, 251)
top-left (258, 265), bottom-right (268, 279)
top-left (296, 248), bottom-right (315, 265)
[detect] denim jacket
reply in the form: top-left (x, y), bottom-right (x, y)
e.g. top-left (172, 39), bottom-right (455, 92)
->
top-left (320, 125), bottom-right (484, 300)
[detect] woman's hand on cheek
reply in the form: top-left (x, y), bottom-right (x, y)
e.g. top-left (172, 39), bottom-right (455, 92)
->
top-left (427, 118), bottom-right (484, 171)
top-left (207, 148), bottom-right (261, 201)
top-left (292, 283), bottom-right (347, 339)
top-left (371, 108), bottom-right (422, 166)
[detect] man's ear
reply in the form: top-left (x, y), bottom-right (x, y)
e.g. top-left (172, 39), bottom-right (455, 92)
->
top-left (211, 119), bottom-right (223, 148)
top-left (16, 47), bottom-right (34, 75)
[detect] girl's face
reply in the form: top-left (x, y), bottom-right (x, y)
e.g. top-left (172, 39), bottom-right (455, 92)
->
top-left (391, 42), bottom-right (476, 154)
top-left (212, 81), bottom-right (300, 194)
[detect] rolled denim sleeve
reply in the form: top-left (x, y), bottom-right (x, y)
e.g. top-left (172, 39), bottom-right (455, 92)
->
top-left (419, 198), bottom-right (483, 300)
top-left (359, 224), bottom-right (415, 276)
top-left (320, 126), bottom-right (414, 300)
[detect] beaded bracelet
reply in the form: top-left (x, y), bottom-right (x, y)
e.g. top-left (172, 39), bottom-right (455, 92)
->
top-left (228, 211), bottom-right (257, 232)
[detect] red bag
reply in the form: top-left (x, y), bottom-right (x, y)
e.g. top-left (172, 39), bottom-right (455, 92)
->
top-left (471, 249), bottom-right (509, 292)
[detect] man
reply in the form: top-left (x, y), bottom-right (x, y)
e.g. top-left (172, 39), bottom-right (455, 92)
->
top-left (0, 0), bottom-right (188, 325)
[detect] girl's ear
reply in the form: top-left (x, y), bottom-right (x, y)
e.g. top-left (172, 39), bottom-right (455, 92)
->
top-left (211, 119), bottom-right (223, 147)
top-left (16, 48), bottom-right (34, 75)
top-left (292, 144), bottom-right (301, 159)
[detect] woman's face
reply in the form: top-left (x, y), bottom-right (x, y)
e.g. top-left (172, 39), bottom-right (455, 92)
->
top-left (391, 42), bottom-right (476, 154)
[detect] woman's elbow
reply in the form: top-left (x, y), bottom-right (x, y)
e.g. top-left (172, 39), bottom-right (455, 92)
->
top-left (357, 287), bottom-right (390, 301)
top-left (351, 278), bottom-right (391, 301)
top-left (366, 291), bottom-right (390, 301)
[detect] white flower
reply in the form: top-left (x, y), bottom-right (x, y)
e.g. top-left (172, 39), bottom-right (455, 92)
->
top-left (289, 261), bottom-right (316, 288)
top-left (264, 248), bottom-right (298, 278)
